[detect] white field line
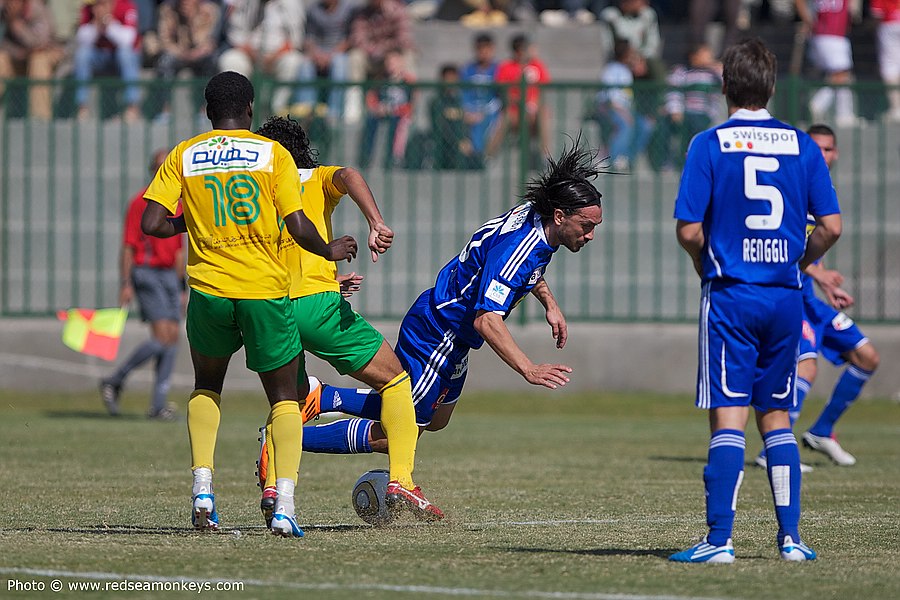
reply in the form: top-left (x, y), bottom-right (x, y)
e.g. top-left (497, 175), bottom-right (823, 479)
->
top-left (0, 567), bottom-right (726, 600)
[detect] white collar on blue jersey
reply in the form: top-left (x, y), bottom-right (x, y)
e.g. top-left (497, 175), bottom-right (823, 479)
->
top-left (533, 213), bottom-right (549, 245)
top-left (730, 108), bottom-right (772, 121)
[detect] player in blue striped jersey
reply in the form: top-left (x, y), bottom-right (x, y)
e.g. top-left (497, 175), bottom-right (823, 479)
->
top-left (669, 39), bottom-right (842, 564)
top-left (259, 142), bottom-right (603, 494)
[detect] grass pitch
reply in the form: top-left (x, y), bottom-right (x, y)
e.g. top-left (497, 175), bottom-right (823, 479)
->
top-left (0, 388), bottom-right (898, 599)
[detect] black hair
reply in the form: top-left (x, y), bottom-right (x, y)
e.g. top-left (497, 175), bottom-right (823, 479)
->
top-left (474, 33), bottom-right (493, 46)
top-left (807, 123), bottom-right (836, 142)
top-left (205, 71), bottom-right (254, 122)
top-left (612, 38), bottom-right (631, 62)
top-left (721, 38), bottom-right (776, 109)
top-left (511, 34), bottom-right (529, 54)
top-left (440, 63), bottom-right (458, 78)
top-left (524, 136), bottom-right (603, 219)
top-left (255, 116), bottom-right (318, 169)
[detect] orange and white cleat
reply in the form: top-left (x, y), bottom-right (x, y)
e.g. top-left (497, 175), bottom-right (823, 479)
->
top-left (385, 481), bottom-right (444, 522)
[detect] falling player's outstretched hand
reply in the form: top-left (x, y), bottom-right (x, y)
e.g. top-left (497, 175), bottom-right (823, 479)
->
top-left (327, 235), bottom-right (358, 262)
top-left (369, 222), bottom-right (394, 262)
top-left (544, 304), bottom-right (568, 349)
top-left (525, 363), bottom-right (572, 390)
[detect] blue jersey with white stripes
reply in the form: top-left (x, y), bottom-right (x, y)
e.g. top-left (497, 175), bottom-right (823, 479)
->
top-left (428, 203), bottom-right (557, 349)
top-left (674, 109), bottom-right (840, 287)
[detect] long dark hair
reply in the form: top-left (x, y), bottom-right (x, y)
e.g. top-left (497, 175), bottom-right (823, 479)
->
top-left (524, 137), bottom-right (603, 219)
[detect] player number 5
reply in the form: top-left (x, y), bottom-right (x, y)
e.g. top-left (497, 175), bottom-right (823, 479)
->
top-left (743, 156), bottom-right (784, 230)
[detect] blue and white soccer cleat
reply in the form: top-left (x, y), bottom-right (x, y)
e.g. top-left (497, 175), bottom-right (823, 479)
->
top-left (271, 511), bottom-right (304, 538)
top-left (669, 537), bottom-right (735, 564)
top-left (780, 535), bottom-right (816, 561)
top-left (191, 492), bottom-right (219, 531)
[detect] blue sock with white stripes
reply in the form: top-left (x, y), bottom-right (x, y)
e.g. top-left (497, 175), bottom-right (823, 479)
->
top-left (808, 366), bottom-right (873, 438)
top-left (319, 384), bottom-right (383, 420)
top-left (759, 376), bottom-right (810, 461)
top-left (302, 418), bottom-right (373, 454)
top-left (704, 429), bottom-right (745, 547)
top-left (763, 428), bottom-right (802, 544)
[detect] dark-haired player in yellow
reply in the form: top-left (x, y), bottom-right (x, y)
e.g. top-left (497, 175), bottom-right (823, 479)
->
top-left (140, 72), bottom-right (358, 538)
top-left (253, 116), bottom-right (442, 523)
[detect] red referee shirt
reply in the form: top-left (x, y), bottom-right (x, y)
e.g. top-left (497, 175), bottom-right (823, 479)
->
top-left (123, 189), bottom-right (182, 269)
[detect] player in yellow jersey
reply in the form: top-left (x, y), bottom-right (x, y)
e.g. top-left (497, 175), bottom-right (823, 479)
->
top-left (140, 72), bottom-right (358, 538)
top-left (253, 116), bottom-right (443, 523)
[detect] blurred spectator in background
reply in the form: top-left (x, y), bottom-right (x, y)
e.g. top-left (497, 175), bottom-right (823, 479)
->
top-left (796, 0), bottom-right (857, 128)
top-left (460, 33), bottom-right (501, 156)
top-left (871, 0), bottom-right (900, 122)
top-left (358, 49), bottom-right (416, 169)
top-left (150, 0), bottom-right (221, 120)
top-left (688, 0), bottom-right (741, 55)
top-left (218, 0), bottom-right (305, 114)
top-left (490, 33), bottom-right (550, 160)
top-left (74, 0), bottom-right (142, 121)
top-left (431, 64), bottom-right (482, 169)
top-left (649, 42), bottom-right (720, 171)
top-left (347, 0), bottom-right (414, 122)
top-left (0, 0), bottom-right (64, 119)
top-left (600, 0), bottom-right (664, 79)
top-left (434, 0), bottom-right (520, 24)
top-left (47, 0), bottom-right (81, 41)
top-left (532, 0), bottom-right (595, 25)
top-left (593, 39), bottom-right (651, 171)
top-left (291, 0), bottom-right (353, 121)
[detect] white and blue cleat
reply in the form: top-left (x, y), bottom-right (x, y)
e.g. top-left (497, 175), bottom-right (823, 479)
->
top-left (192, 493), bottom-right (219, 531)
top-left (271, 511), bottom-right (305, 538)
top-left (780, 535), bottom-right (816, 561)
top-left (669, 537), bottom-right (735, 564)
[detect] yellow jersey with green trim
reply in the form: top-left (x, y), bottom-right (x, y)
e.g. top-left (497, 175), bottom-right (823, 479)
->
top-left (145, 129), bottom-right (303, 299)
top-left (281, 165), bottom-right (344, 299)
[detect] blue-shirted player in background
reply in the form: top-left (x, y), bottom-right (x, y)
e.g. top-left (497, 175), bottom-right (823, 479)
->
top-left (670, 38), bottom-right (842, 563)
top-left (755, 124), bottom-right (880, 470)
top-left (256, 141), bottom-right (603, 491)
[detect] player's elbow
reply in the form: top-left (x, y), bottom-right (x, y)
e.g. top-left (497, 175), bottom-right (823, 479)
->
top-left (818, 214), bottom-right (842, 244)
top-left (675, 220), bottom-right (704, 250)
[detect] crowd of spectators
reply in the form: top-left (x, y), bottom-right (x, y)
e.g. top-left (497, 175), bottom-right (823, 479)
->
top-left (0, 0), bottom-right (896, 171)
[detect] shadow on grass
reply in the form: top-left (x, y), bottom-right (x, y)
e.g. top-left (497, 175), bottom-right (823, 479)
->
top-left (2, 523), bottom-right (377, 536)
top-left (44, 410), bottom-right (145, 421)
top-left (500, 546), bottom-right (678, 559)
top-left (648, 455), bottom-right (706, 464)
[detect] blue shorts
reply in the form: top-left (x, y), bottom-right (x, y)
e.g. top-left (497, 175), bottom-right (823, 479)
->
top-left (132, 266), bottom-right (181, 323)
top-left (696, 281), bottom-right (801, 412)
top-left (799, 295), bottom-right (868, 366)
top-left (395, 291), bottom-right (470, 427)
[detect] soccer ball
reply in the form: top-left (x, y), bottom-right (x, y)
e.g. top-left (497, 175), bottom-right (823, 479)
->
top-left (351, 469), bottom-right (396, 526)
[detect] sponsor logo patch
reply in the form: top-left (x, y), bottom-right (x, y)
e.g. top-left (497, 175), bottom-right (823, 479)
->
top-left (485, 279), bottom-right (511, 305)
top-left (831, 312), bottom-right (854, 331)
top-left (716, 127), bottom-right (799, 155)
top-left (451, 355), bottom-right (468, 380)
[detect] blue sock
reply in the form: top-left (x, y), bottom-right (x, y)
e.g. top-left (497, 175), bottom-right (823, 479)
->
top-left (319, 384), bottom-right (382, 420)
top-left (759, 376), bottom-right (810, 461)
top-left (704, 429), bottom-right (745, 547)
top-left (763, 429), bottom-right (802, 544)
top-left (151, 344), bottom-right (178, 414)
top-left (106, 338), bottom-right (164, 387)
top-left (808, 366), bottom-right (872, 438)
top-left (302, 418), bottom-right (372, 454)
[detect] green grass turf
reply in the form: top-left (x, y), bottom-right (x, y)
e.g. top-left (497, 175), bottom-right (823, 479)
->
top-left (0, 388), bottom-right (898, 599)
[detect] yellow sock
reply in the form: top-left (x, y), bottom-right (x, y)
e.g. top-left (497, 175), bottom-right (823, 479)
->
top-left (379, 371), bottom-right (417, 489)
top-left (263, 413), bottom-right (276, 489)
top-left (270, 400), bottom-right (303, 485)
top-left (188, 390), bottom-right (221, 471)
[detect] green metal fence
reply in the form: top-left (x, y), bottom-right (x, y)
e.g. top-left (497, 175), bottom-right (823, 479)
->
top-left (1, 77), bottom-right (899, 322)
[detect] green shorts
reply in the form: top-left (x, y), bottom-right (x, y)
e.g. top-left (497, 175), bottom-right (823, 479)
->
top-left (293, 291), bottom-right (384, 377)
top-left (187, 289), bottom-right (302, 373)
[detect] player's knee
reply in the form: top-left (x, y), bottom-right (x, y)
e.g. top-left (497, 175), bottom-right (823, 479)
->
top-left (798, 360), bottom-right (817, 384)
top-left (854, 344), bottom-right (880, 372)
top-left (425, 420), bottom-right (448, 432)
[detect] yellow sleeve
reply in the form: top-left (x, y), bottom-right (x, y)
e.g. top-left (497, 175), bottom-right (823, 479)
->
top-left (273, 145), bottom-right (303, 219)
top-left (321, 165), bottom-right (345, 207)
top-left (143, 145), bottom-right (184, 215)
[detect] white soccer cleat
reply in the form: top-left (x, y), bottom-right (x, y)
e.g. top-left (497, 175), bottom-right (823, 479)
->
top-left (754, 454), bottom-right (814, 473)
top-left (669, 537), bottom-right (735, 564)
top-left (780, 535), bottom-right (816, 561)
top-left (802, 432), bottom-right (856, 466)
